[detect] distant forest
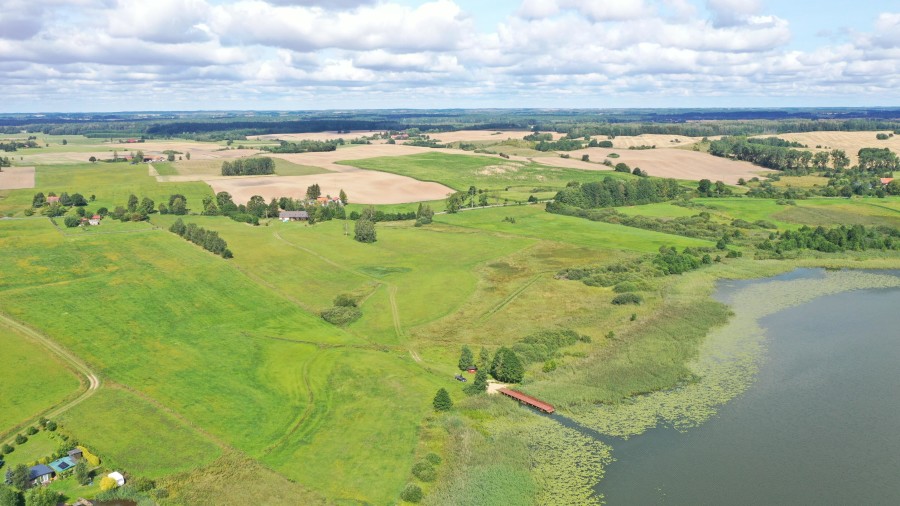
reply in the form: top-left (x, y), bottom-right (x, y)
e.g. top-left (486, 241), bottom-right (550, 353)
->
top-left (3, 108), bottom-right (900, 141)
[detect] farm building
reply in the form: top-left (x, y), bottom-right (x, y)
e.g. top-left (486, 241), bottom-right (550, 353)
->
top-left (46, 196), bottom-right (60, 204)
top-left (279, 210), bottom-right (309, 221)
top-left (88, 215), bottom-right (101, 226)
top-left (498, 388), bottom-right (555, 413)
top-left (28, 465), bottom-right (54, 485)
top-left (881, 177), bottom-right (894, 186)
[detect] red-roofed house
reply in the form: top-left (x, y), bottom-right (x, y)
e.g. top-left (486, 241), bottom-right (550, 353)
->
top-left (881, 178), bottom-right (894, 186)
top-left (89, 215), bottom-right (101, 226)
top-left (46, 196), bottom-right (60, 204)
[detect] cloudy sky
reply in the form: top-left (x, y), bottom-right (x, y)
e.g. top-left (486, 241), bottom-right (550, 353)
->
top-left (2, 0), bottom-right (899, 112)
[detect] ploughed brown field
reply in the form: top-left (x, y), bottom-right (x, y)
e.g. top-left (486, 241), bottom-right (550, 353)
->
top-left (0, 166), bottom-right (35, 190)
top-left (207, 171), bottom-right (453, 205)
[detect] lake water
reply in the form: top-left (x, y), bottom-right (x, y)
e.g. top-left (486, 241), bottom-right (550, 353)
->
top-left (597, 270), bottom-right (900, 505)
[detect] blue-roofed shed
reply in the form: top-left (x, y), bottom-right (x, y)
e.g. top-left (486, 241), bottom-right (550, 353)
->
top-left (49, 456), bottom-right (76, 474)
top-left (28, 464), bottom-right (54, 485)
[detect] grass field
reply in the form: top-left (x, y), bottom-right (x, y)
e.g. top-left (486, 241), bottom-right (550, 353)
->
top-left (1, 430), bottom-right (64, 468)
top-left (436, 204), bottom-right (713, 253)
top-left (0, 322), bottom-right (80, 435)
top-left (339, 152), bottom-right (635, 192)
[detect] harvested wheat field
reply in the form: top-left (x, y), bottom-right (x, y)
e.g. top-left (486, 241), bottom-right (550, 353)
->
top-left (758, 131), bottom-right (900, 166)
top-left (567, 148), bottom-right (770, 184)
top-left (0, 166), bottom-right (35, 190)
top-left (600, 134), bottom-right (702, 149)
top-left (208, 171), bottom-right (453, 205)
top-left (253, 131), bottom-right (385, 142)
top-left (430, 130), bottom-right (557, 143)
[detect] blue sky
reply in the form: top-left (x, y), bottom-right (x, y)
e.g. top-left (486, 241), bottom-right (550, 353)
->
top-left (1, 0), bottom-right (898, 112)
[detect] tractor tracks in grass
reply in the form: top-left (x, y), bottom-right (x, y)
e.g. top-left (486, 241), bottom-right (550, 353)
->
top-left (479, 273), bottom-right (546, 322)
top-left (0, 312), bottom-right (101, 443)
top-left (260, 351), bottom-right (321, 458)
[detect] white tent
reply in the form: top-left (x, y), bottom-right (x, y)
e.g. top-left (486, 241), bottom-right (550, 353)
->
top-left (107, 471), bottom-right (125, 486)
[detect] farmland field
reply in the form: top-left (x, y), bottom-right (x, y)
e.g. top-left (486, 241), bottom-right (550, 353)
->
top-left (1, 129), bottom-right (899, 505)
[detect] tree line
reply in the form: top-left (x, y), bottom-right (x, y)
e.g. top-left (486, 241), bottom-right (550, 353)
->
top-left (758, 224), bottom-right (899, 253)
top-left (169, 219), bottom-right (233, 258)
top-left (220, 157), bottom-right (275, 176)
top-left (548, 177), bottom-right (683, 210)
top-left (261, 140), bottom-right (339, 154)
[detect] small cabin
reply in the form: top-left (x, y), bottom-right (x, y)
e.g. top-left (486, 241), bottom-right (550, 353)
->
top-left (28, 465), bottom-right (54, 485)
top-left (279, 211), bottom-right (309, 222)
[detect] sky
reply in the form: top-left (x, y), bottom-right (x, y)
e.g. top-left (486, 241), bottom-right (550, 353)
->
top-left (1, 0), bottom-right (899, 112)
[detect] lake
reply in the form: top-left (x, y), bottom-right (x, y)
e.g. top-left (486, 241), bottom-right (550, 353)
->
top-left (597, 269), bottom-right (900, 505)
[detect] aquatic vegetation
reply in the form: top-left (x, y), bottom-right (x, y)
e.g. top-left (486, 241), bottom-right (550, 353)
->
top-left (569, 269), bottom-right (900, 438)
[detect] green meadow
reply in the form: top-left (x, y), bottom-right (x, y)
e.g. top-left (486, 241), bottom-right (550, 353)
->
top-left (0, 322), bottom-right (80, 436)
top-left (339, 152), bottom-right (632, 192)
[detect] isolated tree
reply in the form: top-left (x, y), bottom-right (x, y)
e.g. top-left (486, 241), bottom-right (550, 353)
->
top-left (433, 388), bottom-right (452, 411)
top-left (354, 216), bottom-right (376, 243)
top-left (339, 189), bottom-right (348, 205)
top-left (167, 153), bottom-right (175, 162)
top-left (134, 150), bottom-right (144, 162)
top-left (64, 216), bottom-right (80, 228)
top-left (458, 346), bottom-right (474, 371)
top-left (88, 156), bottom-right (97, 163)
top-left (185, 152), bottom-right (191, 160)
top-left (73, 459), bottom-right (90, 486)
top-left (61, 139), bottom-right (67, 145)
top-left (399, 484), bottom-right (423, 503)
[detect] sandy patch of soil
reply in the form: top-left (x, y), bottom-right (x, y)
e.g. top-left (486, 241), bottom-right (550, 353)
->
top-left (0, 166), bottom-right (35, 189)
top-left (486, 381), bottom-right (509, 395)
top-left (208, 171), bottom-right (452, 205)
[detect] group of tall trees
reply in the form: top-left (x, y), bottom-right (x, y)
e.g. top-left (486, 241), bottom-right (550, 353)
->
top-left (456, 345), bottom-right (524, 388)
top-left (169, 219), bottom-right (233, 258)
top-left (549, 177), bottom-right (683, 210)
top-left (708, 136), bottom-right (855, 174)
top-left (220, 157), bottom-right (275, 176)
top-left (262, 139), bottom-right (340, 154)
